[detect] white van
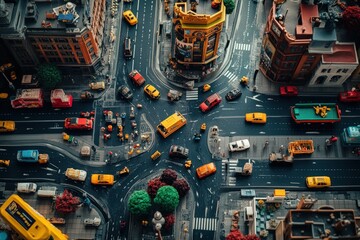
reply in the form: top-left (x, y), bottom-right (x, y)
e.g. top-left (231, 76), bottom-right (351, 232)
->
top-left (37, 186), bottom-right (57, 198)
top-left (17, 183), bottom-right (37, 193)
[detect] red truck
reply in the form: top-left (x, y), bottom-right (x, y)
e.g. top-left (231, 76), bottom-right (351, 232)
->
top-left (128, 70), bottom-right (145, 86)
top-left (51, 89), bottom-right (73, 108)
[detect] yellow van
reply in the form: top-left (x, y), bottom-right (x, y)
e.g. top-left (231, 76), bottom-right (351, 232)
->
top-left (157, 111), bottom-right (187, 138)
top-left (306, 176), bottom-right (331, 188)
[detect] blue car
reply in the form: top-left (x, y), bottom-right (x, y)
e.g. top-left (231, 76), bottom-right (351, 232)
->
top-left (17, 150), bottom-right (48, 164)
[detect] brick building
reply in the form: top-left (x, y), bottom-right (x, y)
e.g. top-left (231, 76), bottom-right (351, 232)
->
top-left (259, 0), bottom-right (358, 87)
top-left (0, 0), bottom-right (106, 75)
top-left (171, 0), bottom-right (226, 76)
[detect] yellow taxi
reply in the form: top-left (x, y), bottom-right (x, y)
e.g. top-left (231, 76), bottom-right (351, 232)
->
top-left (0, 160), bottom-right (10, 167)
top-left (0, 121), bottom-right (15, 132)
top-left (144, 84), bottom-right (160, 99)
top-left (245, 112), bottom-right (267, 124)
top-left (91, 174), bottom-right (115, 186)
top-left (0, 93), bottom-right (9, 99)
top-left (196, 162), bottom-right (216, 179)
top-left (151, 150), bottom-right (161, 160)
top-left (306, 176), bottom-right (331, 188)
top-left (123, 10), bottom-right (138, 26)
top-left (89, 81), bottom-right (105, 91)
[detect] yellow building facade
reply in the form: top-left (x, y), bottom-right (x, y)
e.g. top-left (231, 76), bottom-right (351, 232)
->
top-left (172, 1), bottom-right (226, 70)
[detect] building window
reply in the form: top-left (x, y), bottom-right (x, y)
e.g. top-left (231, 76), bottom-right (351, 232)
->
top-left (330, 75), bottom-right (341, 82)
top-left (315, 75), bottom-right (327, 84)
top-left (86, 41), bottom-right (92, 47)
top-left (321, 69), bottom-right (327, 73)
top-left (342, 69), bottom-right (348, 73)
top-left (83, 33), bottom-right (89, 40)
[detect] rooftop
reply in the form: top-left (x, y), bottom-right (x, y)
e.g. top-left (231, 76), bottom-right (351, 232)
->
top-left (322, 43), bottom-right (358, 64)
top-left (24, 0), bottom-right (87, 31)
top-left (275, 0), bottom-right (346, 41)
top-left (288, 209), bottom-right (357, 238)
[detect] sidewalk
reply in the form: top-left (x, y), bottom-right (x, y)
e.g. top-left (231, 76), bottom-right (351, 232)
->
top-left (207, 130), bottom-right (355, 160)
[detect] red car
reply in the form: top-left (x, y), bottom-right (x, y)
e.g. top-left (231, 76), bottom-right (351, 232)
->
top-left (199, 93), bottom-right (222, 112)
top-left (279, 86), bottom-right (298, 96)
top-left (64, 118), bottom-right (93, 130)
top-left (128, 70), bottom-right (145, 87)
top-left (339, 91), bottom-right (360, 102)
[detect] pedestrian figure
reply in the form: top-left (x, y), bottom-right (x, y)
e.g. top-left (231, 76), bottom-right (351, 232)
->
top-left (279, 145), bottom-right (284, 152)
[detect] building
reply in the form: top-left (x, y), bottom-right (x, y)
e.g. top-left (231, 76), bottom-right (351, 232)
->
top-left (281, 209), bottom-right (359, 239)
top-left (259, 0), bottom-right (358, 87)
top-left (0, 0), bottom-right (106, 75)
top-left (171, 0), bottom-right (226, 79)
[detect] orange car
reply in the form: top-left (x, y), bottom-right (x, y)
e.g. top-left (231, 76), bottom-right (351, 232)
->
top-left (196, 162), bottom-right (216, 179)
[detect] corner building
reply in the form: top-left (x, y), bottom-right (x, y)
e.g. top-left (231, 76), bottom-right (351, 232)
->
top-left (259, 0), bottom-right (358, 86)
top-left (0, 0), bottom-right (106, 75)
top-left (172, 1), bottom-right (226, 74)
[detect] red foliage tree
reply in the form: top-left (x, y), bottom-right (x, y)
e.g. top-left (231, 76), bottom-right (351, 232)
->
top-left (172, 178), bottom-right (190, 197)
top-left (55, 189), bottom-right (81, 214)
top-left (160, 169), bottom-right (178, 185)
top-left (147, 177), bottom-right (166, 198)
top-left (342, 6), bottom-right (360, 32)
top-left (163, 214), bottom-right (175, 230)
top-left (226, 230), bottom-right (244, 240)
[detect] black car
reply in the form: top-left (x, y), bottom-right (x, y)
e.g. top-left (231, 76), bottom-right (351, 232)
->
top-left (225, 88), bottom-right (242, 101)
top-left (169, 145), bottom-right (189, 159)
top-left (118, 85), bottom-right (133, 100)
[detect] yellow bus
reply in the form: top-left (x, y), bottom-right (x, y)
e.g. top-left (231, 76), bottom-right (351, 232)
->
top-left (157, 111), bottom-right (187, 138)
top-left (0, 194), bottom-right (68, 240)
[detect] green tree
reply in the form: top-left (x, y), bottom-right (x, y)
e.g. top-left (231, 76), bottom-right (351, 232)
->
top-left (224, 0), bottom-right (235, 14)
top-left (128, 190), bottom-right (152, 215)
top-left (37, 63), bottom-right (62, 89)
top-left (154, 186), bottom-right (179, 213)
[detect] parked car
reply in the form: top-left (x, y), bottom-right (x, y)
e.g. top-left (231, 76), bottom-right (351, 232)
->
top-left (245, 112), bottom-right (267, 124)
top-left (0, 159), bottom-right (10, 167)
top-left (169, 145), bottom-right (189, 159)
top-left (17, 183), bottom-right (37, 193)
top-left (64, 118), bottom-right (93, 130)
top-left (225, 88), bottom-right (242, 101)
top-left (228, 139), bottom-right (250, 152)
top-left (80, 146), bottom-right (91, 157)
top-left (339, 90), bottom-right (360, 102)
top-left (129, 70), bottom-right (145, 86)
top-left (91, 174), bottom-right (114, 186)
top-left (199, 93), bottom-right (222, 112)
top-left (123, 37), bottom-right (133, 59)
top-left (0, 120), bottom-right (15, 132)
top-left (196, 162), bottom-right (217, 179)
top-left (123, 10), bottom-right (138, 25)
top-left (279, 86), bottom-right (298, 96)
top-left (144, 84), bottom-right (160, 99)
top-left (17, 150), bottom-right (49, 164)
top-left (84, 217), bottom-right (101, 227)
top-left (306, 176), bottom-right (331, 188)
top-left (89, 81), bottom-right (105, 91)
top-left (118, 85), bottom-right (133, 100)
top-left (65, 168), bottom-right (87, 181)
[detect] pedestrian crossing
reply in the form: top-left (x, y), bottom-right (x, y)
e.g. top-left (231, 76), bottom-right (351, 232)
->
top-left (193, 217), bottom-right (217, 231)
top-left (222, 159), bottom-right (238, 186)
top-left (224, 71), bottom-right (238, 83)
top-left (234, 42), bottom-right (251, 51)
top-left (186, 89), bottom-right (198, 100)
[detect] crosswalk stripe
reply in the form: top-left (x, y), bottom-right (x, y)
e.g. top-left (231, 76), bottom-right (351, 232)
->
top-left (186, 90), bottom-right (198, 100)
top-left (194, 218), bottom-right (217, 231)
top-left (235, 42), bottom-right (251, 51)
